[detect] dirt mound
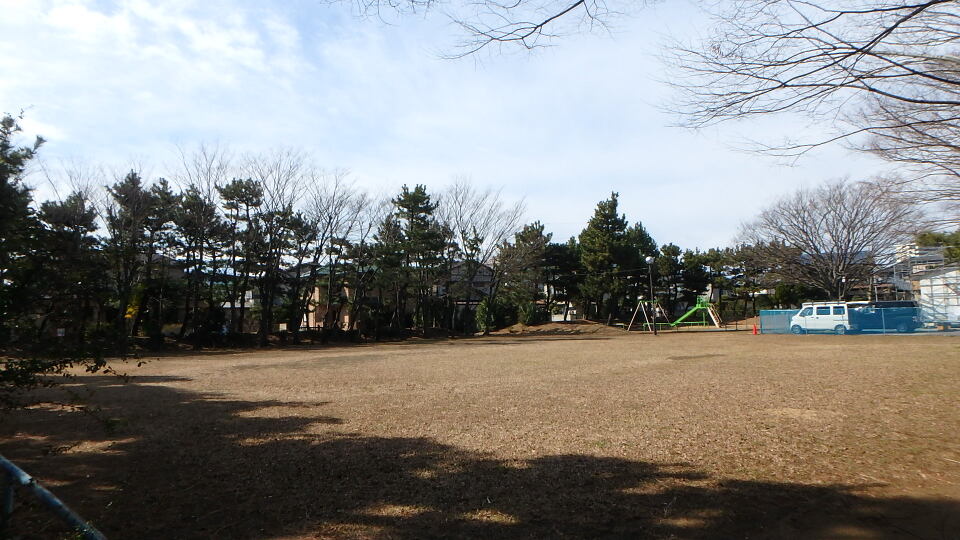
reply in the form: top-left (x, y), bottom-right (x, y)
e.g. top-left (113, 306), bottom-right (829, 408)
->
top-left (491, 320), bottom-right (625, 336)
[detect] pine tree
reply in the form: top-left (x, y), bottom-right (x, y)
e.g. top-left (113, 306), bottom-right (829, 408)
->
top-left (0, 114), bottom-right (43, 343)
top-left (498, 221), bottom-right (552, 326)
top-left (680, 249), bottom-right (711, 306)
top-left (578, 193), bottom-right (629, 319)
top-left (917, 229), bottom-right (960, 263)
top-left (656, 243), bottom-right (683, 314)
top-left (217, 178), bottom-right (263, 333)
top-left (37, 191), bottom-right (108, 343)
top-left (622, 222), bottom-right (657, 311)
top-left (283, 210), bottom-right (320, 341)
top-left (392, 185), bottom-right (449, 331)
top-left (104, 171), bottom-right (157, 344)
top-left (372, 214), bottom-right (407, 333)
top-left (543, 238), bottom-right (583, 321)
top-left (173, 183), bottom-right (225, 342)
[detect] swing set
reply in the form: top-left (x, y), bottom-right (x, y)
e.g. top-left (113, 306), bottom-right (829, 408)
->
top-left (627, 296), bottom-right (723, 332)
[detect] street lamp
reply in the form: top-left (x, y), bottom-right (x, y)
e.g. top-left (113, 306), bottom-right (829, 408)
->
top-left (644, 255), bottom-right (657, 336)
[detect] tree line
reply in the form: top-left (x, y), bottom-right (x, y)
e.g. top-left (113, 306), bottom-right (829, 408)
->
top-left (2, 111), bottom-right (948, 402)
top-left (2, 114), bottom-right (780, 357)
top-left (1, 130), bottom-right (516, 352)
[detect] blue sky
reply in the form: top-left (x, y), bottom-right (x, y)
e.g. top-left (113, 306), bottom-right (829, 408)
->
top-left (0, 0), bottom-right (890, 249)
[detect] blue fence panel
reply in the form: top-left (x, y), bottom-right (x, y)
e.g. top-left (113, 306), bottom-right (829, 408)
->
top-left (759, 310), bottom-right (799, 334)
top-left (759, 306), bottom-right (923, 335)
top-left (850, 306), bottom-right (922, 334)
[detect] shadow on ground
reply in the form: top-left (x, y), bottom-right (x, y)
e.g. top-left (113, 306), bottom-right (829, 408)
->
top-left (2, 377), bottom-right (958, 539)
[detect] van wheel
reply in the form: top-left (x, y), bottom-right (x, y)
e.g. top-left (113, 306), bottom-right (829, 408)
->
top-left (834, 325), bottom-right (847, 335)
top-left (790, 325), bottom-right (805, 335)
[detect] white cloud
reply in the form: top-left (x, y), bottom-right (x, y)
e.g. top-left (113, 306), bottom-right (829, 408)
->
top-left (19, 116), bottom-right (66, 142)
top-left (0, 0), bottom-right (893, 250)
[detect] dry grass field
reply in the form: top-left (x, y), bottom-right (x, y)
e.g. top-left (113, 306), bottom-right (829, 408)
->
top-left (2, 326), bottom-right (959, 539)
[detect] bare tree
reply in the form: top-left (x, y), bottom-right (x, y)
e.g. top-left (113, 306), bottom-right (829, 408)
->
top-left (289, 169), bottom-right (360, 340)
top-left (668, 0), bottom-right (960, 222)
top-left (172, 144), bottom-right (234, 341)
top-left (175, 143), bottom-right (234, 199)
top-left (349, 0), bottom-right (959, 219)
top-left (38, 158), bottom-right (105, 205)
top-left (436, 177), bottom-right (524, 330)
top-left (242, 148), bottom-right (306, 216)
top-left (349, 0), bottom-right (637, 56)
top-left (741, 179), bottom-right (921, 299)
top-left (342, 193), bottom-right (388, 332)
top-left (867, 106), bottom-right (960, 225)
top-left (242, 149), bottom-right (307, 345)
top-left (437, 177), bottom-right (524, 267)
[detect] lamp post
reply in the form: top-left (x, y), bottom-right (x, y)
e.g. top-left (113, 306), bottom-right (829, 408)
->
top-left (645, 255), bottom-right (657, 336)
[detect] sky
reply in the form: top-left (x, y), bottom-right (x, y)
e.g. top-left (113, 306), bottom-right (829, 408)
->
top-left (0, 0), bottom-right (892, 249)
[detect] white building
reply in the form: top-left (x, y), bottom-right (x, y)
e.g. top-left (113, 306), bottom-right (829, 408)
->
top-left (892, 243), bottom-right (946, 292)
top-left (915, 266), bottom-right (960, 325)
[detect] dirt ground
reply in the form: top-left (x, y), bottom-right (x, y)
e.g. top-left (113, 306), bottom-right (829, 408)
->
top-left (2, 326), bottom-right (959, 539)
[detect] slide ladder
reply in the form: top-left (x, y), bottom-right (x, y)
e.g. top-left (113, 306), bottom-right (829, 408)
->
top-left (669, 296), bottom-right (723, 329)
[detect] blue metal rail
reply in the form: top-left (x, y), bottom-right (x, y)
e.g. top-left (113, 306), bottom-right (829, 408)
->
top-left (0, 453), bottom-right (106, 540)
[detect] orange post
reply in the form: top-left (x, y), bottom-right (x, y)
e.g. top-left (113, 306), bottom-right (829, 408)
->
top-left (752, 323), bottom-right (758, 335)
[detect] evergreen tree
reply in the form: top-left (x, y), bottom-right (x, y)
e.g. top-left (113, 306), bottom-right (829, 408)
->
top-left (173, 183), bottom-right (225, 342)
top-left (732, 243), bottom-right (774, 316)
top-left (917, 229), bottom-right (960, 262)
top-left (252, 207), bottom-right (295, 346)
top-left (372, 214), bottom-right (407, 333)
top-left (392, 185), bottom-right (449, 331)
top-left (622, 222), bottom-right (657, 312)
top-left (543, 238), bottom-right (583, 321)
top-left (0, 116), bottom-right (112, 404)
top-left (0, 114), bottom-right (42, 343)
top-left (36, 191), bottom-right (109, 343)
top-left (134, 179), bottom-right (179, 344)
top-left (578, 193), bottom-right (629, 319)
top-left (498, 221), bottom-right (552, 326)
top-left (341, 230), bottom-right (379, 336)
top-left (217, 178), bottom-right (263, 333)
top-left (283, 210), bottom-right (320, 340)
top-left (655, 243), bottom-right (683, 314)
top-left (680, 249), bottom-right (711, 306)
top-left (104, 171), bottom-right (156, 344)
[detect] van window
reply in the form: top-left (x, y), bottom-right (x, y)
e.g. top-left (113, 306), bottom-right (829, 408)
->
top-left (799, 308), bottom-right (812, 317)
top-left (833, 306), bottom-right (845, 315)
top-left (816, 307), bottom-right (831, 315)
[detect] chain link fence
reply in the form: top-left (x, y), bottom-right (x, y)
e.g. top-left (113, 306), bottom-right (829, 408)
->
top-left (759, 304), bottom-right (925, 334)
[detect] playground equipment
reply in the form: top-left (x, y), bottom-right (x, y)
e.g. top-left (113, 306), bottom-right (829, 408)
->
top-left (669, 296), bottom-right (723, 329)
top-left (627, 300), bottom-right (666, 332)
top-left (627, 296), bottom-right (724, 332)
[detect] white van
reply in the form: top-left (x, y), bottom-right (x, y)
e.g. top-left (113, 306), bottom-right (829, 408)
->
top-left (790, 302), bottom-right (854, 334)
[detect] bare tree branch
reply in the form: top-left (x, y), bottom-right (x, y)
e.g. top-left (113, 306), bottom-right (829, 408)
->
top-left (740, 178), bottom-right (922, 298)
top-left (667, 0), bottom-right (960, 222)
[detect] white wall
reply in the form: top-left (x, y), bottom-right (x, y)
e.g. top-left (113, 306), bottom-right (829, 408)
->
top-left (918, 269), bottom-right (960, 323)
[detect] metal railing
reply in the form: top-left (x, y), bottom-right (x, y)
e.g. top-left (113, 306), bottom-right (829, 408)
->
top-left (0, 453), bottom-right (106, 540)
